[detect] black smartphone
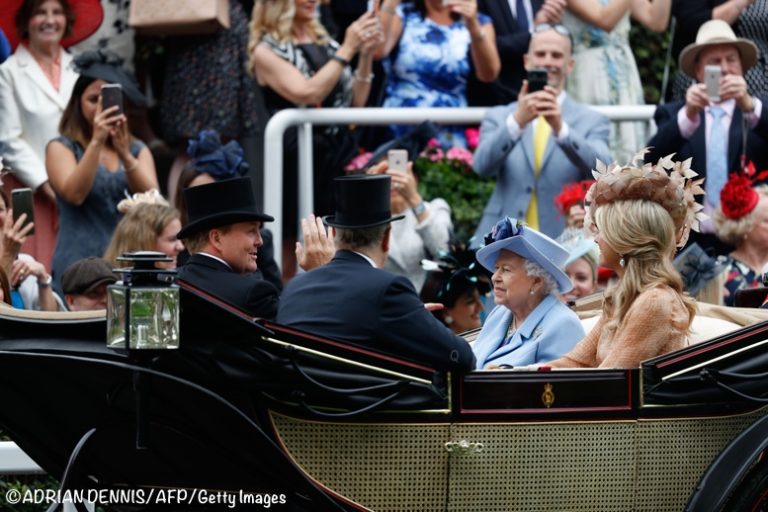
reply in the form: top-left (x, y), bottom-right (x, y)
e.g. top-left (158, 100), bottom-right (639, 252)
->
top-left (101, 83), bottom-right (124, 115)
top-left (527, 68), bottom-right (548, 93)
top-left (12, 188), bottom-right (34, 235)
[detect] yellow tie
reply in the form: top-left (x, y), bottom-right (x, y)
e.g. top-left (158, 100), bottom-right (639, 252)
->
top-left (526, 116), bottom-right (551, 230)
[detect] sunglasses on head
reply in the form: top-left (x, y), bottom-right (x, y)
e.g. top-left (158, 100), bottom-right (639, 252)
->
top-left (533, 23), bottom-right (573, 46)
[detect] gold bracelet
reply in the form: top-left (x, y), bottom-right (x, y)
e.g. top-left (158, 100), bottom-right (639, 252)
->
top-left (354, 71), bottom-right (374, 83)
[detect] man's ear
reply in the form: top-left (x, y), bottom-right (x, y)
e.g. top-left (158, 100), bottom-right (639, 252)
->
top-left (382, 226), bottom-right (391, 253)
top-left (64, 295), bottom-right (75, 308)
top-left (208, 228), bottom-right (222, 251)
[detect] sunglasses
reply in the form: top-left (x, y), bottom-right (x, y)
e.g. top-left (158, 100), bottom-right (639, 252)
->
top-left (534, 23), bottom-right (574, 46)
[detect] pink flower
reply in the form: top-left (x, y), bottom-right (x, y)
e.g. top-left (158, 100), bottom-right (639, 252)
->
top-left (427, 148), bottom-right (444, 161)
top-left (344, 151), bottom-right (374, 171)
top-left (446, 147), bottom-right (474, 167)
top-left (465, 127), bottom-right (480, 150)
top-left (426, 138), bottom-right (441, 149)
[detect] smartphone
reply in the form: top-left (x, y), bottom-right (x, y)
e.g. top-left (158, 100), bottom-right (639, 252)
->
top-left (704, 65), bottom-right (721, 102)
top-left (387, 149), bottom-right (408, 173)
top-left (11, 188), bottom-right (34, 236)
top-left (527, 68), bottom-right (548, 93)
top-left (101, 83), bottom-right (124, 115)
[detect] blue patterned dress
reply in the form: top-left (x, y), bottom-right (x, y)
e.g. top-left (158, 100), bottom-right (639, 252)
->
top-left (383, 5), bottom-right (492, 148)
top-left (562, 6), bottom-right (646, 162)
top-left (51, 136), bottom-right (142, 293)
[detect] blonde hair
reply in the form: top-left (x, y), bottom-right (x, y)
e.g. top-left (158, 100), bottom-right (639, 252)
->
top-left (713, 186), bottom-right (768, 247)
top-left (595, 200), bottom-right (696, 336)
top-left (247, 0), bottom-right (330, 75)
top-left (104, 203), bottom-right (181, 267)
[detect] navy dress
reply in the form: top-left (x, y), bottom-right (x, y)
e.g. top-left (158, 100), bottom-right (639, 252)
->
top-left (51, 136), bottom-right (142, 292)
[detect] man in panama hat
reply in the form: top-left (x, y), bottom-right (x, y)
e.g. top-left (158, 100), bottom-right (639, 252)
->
top-left (647, 19), bottom-right (768, 255)
top-left (277, 171), bottom-right (475, 372)
top-left (176, 177), bottom-right (280, 319)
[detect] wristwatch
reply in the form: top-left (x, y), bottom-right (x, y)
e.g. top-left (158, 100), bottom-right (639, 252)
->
top-left (412, 201), bottom-right (427, 216)
top-left (37, 274), bottom-right (52, 287)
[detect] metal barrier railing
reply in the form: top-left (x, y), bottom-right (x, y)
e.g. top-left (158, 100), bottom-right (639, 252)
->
top-left (0, 441), bottom-right (44, 474)
top-left (263, 105), bottom-right (657, 269)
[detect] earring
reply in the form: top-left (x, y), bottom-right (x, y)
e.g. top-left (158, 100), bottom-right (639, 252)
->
top-left (619, 256), bottom-right (626, 268)
top-left (444, 315), bottom-right (454, 325)
top-left (529, 289), bottom-right (535, 296)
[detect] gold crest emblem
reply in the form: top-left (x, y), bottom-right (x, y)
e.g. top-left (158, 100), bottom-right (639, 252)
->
top-left (541, 383), bottom-right (555, 408)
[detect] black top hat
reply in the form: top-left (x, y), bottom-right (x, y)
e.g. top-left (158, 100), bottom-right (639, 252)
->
top-left (323, 175), bottom-right (405, 229)
top-left (177, 177), bottom-right (274, 239)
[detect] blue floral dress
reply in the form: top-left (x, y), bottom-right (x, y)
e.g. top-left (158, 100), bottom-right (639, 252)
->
top-left (717, 254), bottom-right (764, 307)
top-left (383, 5), bottom-right (492, 148)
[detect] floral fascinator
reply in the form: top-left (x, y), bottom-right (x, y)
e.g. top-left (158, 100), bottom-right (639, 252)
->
top-left (554, 179), bottom-right (594, 217)
top-left (186, 130), bottom-right (249, 180)
top-left (719, 161), bottom-right (768, 220)
top-left (117, 188), bottom-right (169, 214)
top-left (584, 149), bottom-right (706, 248)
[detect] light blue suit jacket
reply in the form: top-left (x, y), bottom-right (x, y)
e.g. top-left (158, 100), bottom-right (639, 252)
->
top-left (473, 295), bottom-right (585, 370)
top-left (472, 96), bottom-right (611, 241)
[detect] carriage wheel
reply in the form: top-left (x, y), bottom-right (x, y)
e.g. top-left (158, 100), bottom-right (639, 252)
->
top-left (724, 460), bottom-right (768, 512)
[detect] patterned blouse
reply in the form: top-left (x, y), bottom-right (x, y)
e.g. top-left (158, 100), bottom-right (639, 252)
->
top-left (259, 33), bottom-right (354, 114)
top-left (718, 254), bottom-right (764, 307)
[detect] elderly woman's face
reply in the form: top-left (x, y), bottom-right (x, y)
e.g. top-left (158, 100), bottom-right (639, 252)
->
top-left (27, 0), bottom-right (67, 47)
top-left (491, 250), bottom-right (538, 311)
top-left (563, 257), bottom-right (596, 302)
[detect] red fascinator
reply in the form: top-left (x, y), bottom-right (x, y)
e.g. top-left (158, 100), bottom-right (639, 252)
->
top-left (720, 162), bottom-right (768, 220)
top-left (554, 180), bottom-right (594, 216)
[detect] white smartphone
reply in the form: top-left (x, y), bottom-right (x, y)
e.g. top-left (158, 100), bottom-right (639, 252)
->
top-left (704, 65), bottom-right (721, 102)
top-left (387, 149), bottom-right (408, 173)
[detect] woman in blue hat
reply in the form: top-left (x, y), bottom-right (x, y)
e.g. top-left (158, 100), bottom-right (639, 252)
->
top-left (471, 217), bottom-right (585, 370)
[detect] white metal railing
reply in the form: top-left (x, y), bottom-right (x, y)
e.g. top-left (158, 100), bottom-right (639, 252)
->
top-left (263, 105), bottom-right (656, 269)
top-left (0, 441), bottom-right (44, 474)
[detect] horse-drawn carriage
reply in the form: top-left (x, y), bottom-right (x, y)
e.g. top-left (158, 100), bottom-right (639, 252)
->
top-left (1, 282), bottom-right (768, 511)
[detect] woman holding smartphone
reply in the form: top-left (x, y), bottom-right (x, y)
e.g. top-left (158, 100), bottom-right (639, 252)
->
top-left (45, 49), bottom-right (158, 293)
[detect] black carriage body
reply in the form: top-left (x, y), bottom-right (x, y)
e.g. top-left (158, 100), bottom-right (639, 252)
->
top-left (0, 283), bottom-right (767, 511)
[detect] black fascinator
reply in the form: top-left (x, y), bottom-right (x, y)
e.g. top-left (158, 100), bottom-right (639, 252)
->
top-left (73, 49), bottom-right (145, 106)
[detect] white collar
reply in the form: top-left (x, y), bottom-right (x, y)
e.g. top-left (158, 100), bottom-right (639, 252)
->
top-left (197, 252), bottom-right (233, 270)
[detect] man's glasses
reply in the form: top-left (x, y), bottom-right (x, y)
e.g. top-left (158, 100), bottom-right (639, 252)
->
top-left (534, 23), bottom-right (573, 47)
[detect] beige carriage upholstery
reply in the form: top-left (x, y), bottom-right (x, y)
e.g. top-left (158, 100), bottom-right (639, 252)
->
top-left (0, 303), bottom-right (106, 321)
top-left (576, 298), bottom-right (768, 345)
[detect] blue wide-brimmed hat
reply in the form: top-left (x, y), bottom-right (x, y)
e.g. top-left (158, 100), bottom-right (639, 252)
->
top-left (564, 237), bottom-right (599, 268)
top-left (476, 217), bottom-right (572, 293)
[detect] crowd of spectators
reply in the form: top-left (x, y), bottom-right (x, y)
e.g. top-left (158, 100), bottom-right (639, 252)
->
top-left (1, 0), bottom-right (768, 371)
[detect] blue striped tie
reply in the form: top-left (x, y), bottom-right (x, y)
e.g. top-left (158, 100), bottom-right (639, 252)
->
top-left (706, 106), bottom-right (728, 207)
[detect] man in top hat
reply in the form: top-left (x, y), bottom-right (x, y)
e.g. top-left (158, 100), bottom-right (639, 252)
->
top-left (276, 171), bottom-right (475, 372)
top-left (176, 177), bottom-right (280, 319)
top-left (647, 20), bottom-right (768, 254)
